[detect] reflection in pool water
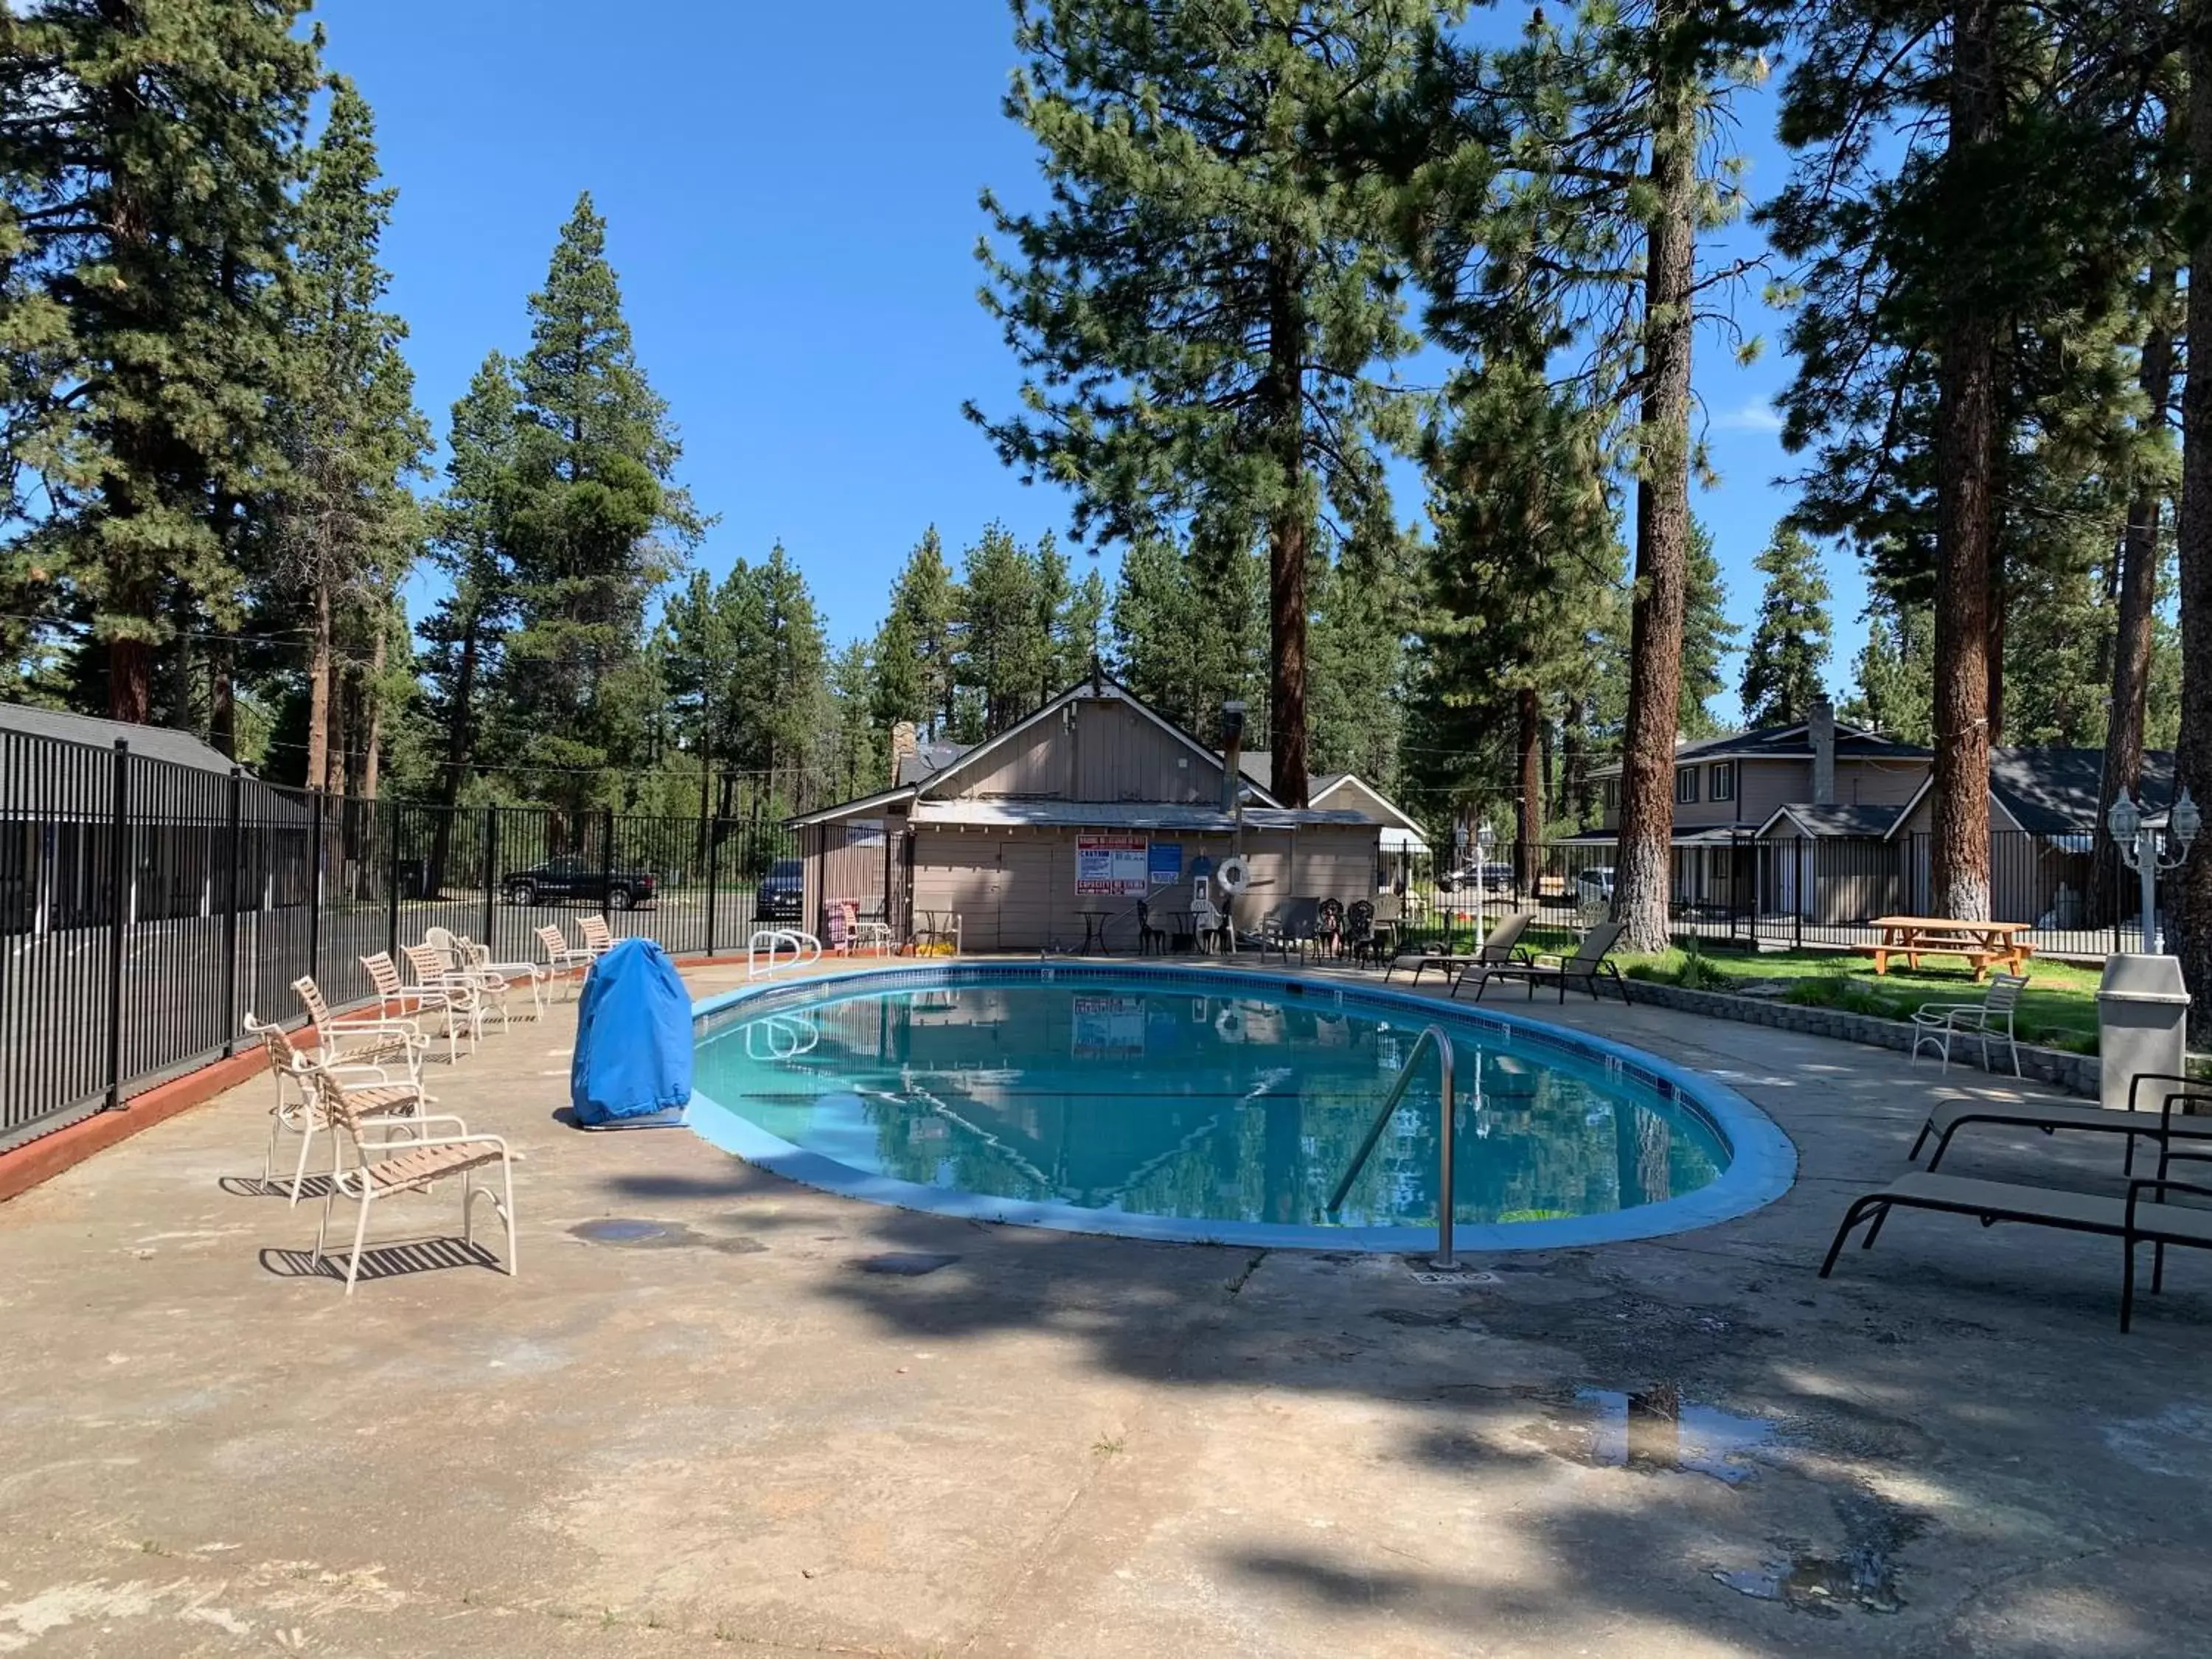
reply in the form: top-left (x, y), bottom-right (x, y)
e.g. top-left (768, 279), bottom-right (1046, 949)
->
top-left (693, 978), bottom-right (1726, 1231)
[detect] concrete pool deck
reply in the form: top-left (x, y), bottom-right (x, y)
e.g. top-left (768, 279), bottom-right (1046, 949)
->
top-left (2, 956), bottom-right (2209, 1655)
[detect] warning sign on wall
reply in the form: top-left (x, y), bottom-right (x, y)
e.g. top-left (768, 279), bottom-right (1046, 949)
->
top-left (1075, 835), bottom-right (1149, 896)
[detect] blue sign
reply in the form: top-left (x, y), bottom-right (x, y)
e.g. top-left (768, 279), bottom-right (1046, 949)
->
top-left (1148, 841), bottom-right (1183, 886)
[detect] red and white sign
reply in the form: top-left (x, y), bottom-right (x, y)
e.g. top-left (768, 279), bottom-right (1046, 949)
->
top-left (1075, 835), bottom-right (1149, 896)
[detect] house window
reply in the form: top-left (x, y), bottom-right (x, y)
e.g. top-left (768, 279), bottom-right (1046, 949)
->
top-left (1709, 762), bottom-right (1735, 802)
top-left (1674, 768), bottom-right (1699, 805)
top-left (1601, 779), bottom-right (1618, 811)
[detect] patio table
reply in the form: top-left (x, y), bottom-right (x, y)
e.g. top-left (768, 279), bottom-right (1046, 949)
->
top-left (1860, 916), bottom-right (2032, 981)
top-left (1077, 911), bottom-right (1113, 954)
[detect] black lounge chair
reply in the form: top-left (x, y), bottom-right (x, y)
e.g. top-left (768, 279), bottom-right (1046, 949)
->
top-left (1386, 911), bottom-right (1532, 984)
top-left (1912, 1074), bottom-right (2212, 1175)
top-left (1819, 1155), bottom-right (2212, 1331)
top-left (1455, 921), bottom-right (1627, 1004)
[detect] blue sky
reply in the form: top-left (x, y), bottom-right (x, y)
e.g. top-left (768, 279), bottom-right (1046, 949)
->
top-left (322, 0), bottom-right (1864, 717)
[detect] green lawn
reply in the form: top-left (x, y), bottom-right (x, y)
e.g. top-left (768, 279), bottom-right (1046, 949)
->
top-left (1615, 944), bottom-right (2104, 1054)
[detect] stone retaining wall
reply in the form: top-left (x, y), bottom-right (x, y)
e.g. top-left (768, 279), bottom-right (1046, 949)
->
top-left (1620, 978), bottom-right (2100, 1097)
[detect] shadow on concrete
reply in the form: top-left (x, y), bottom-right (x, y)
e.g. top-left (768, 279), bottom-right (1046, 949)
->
top-left (259, 1237), bottom-right (502, 1284)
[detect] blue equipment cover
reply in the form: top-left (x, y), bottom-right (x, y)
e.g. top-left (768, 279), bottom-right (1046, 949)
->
top-left (570, 937), bottom-right (693, 1127)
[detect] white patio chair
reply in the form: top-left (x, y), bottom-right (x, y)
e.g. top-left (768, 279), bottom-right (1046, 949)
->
top-left (416, 931), bottom-right (515, 1034)
top-left (1911, 972), bottom-right (2028, 1077)
top-left (403, 942), bottom-right (497, 1043)
top-left (307, 1068), bottom-right (516, 1295)
top-left (537, 924), bottom-right (595, 998)
top-left (245, 1015), bottom-right (433, 1205)
top-left (360, 950), bottom-right (468, 1063)
top-left (291, 975), bottom-right (430, 1084)
top-left (577, 914), bottom-right (616, 957)
top-left (459, 934), bottom-right (548, 1020)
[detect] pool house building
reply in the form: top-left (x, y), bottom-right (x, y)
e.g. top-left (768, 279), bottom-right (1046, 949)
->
top-left (786, 676), bottom-right (1388, 952)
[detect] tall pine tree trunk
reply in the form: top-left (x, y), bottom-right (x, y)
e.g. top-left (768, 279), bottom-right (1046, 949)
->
top-left (360, 624), bottom-right (386, 801)
top-left (1613, 24), bottom-right (1698, 953)
top-left (2172, 12), bottom-right (2212, 1029)
top-left (1516, 684), bottom-right (1543, 891)
top-left (2100, 265), bottom-right (2174, 931)
top-left (209, 644), bottom-right (235, 759)
top-left (1264, 240), bottom-right (1310, 808)
top-left (1563, 696), bottom-right (1590, 826)
top-left (307, 575), bottom-right (333, 791)
top-left (1929, 0), bottom-right (2000, 920)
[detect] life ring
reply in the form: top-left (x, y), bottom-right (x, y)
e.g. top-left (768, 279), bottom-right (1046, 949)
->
top-left (1216, 855), bottom-right (1251, 895)
top-left (1215, 1004), bottom-right (1245, 1040)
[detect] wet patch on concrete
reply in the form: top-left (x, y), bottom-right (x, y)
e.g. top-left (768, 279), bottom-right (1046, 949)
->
top-left (1523, 1385), bottom-right (1783, 1485)
top-left (2099, 1401), bottom-right (2212, 1482)
top-left (1711, 1487), bottom-right (1927, 1617)
top-left (567, 1219), bottom-right (768, 1256)
top-left (852, 1251), bottom-right (961, 1277)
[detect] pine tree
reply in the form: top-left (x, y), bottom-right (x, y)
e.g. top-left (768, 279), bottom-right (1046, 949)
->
top-left (274, 78), bottom-right (429, 793)
top-left (1408, 0), bottom-right (1774, 946)
top-left (0, 0), bottom-right (320, 721)
top-left (1765, 0), bottom-right (2166, 916)
top-left (1107, 535), bottom-right (1266, 739)
top-left (1841, 600), bottom-right (1934, 745)
top-left (972, 0), bottom-right (1437, 805)
top-left (419, 353), bottom-right (521, 808)
top-left (495, 195), bottom-right (700, 815)
top-left (955, 524), bottom-right (1049, 736)
top-left (1680, 520), bottom-right (1739, 740)
top-left (1739, 527), bottom-right (1832, 728)
top-left (872, 527), bottom-right (956, 736)
top-left (825, 641), bottom-right (880, 798)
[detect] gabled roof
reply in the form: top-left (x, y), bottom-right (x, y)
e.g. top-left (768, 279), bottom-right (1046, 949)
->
top-left (912, 674), bottom-right (1285, 807)
top-left (1309, 773), bottom-right (1428, 841)
top-left (1753, 803), bottom-right (1906, 840)
top-left (1885, 748), bottom-right (2177, 842)
top-left (1588, 720), bottom-right (1931, 778)
top-left (787, 676), bottom-right (1288, 828)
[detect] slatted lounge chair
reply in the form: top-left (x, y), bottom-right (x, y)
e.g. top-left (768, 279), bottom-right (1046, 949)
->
top-left (290, 975), bottom-right (430, 1083)
top-left (403, 942), bottom-right (497, 1041)
top-left (537, 925), bottom-right (595, 997)
top-left (1819, 1161), bottom-right (2212, 1332)
top-left (460, 935), bottom-right (549, 1020)
top-left (1912, 1073), bottom-right (2212, 1176)
top-left (1386, 911), bottom-right (1532, 985)
top-left (246, 1016), bottom-right (432, 1205)
top-left (1456, 921), bottom-right (1627, 1004)
top-left (578, 914), bottom-right (616, 957)
top-left (1910, 973), bottom-right (2027, 1076)
top-left (361, 951), bottom-right (467, 1063)
top-left (308, 1068), bottom-right (515, 1295)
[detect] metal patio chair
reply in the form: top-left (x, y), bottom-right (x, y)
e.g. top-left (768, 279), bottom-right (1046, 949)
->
top-left (1911, 972), bottom-right (2027, 1077)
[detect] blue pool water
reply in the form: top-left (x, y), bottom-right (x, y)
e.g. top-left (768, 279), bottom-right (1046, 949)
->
top-left (689, 967), bottom-right (1792, 1248)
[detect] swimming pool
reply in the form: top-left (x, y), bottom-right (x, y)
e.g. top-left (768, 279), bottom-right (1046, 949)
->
top-left (688, 964), bottom-right (1795, 1251)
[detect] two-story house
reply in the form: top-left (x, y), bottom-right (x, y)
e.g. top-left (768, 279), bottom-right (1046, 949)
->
top-left (1574, 703), bottom-right (1933, 917)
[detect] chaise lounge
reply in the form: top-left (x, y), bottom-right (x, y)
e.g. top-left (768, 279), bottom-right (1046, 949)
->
top-left (1454, 921), bottom-right (1627, 1004)
top-left (1385, 911), bottom-right (1532, 986)
top-left (1912, 1072), bottom-right (2212, 1175)
top-left (1819, 1154), bottom-right (2212, 1331)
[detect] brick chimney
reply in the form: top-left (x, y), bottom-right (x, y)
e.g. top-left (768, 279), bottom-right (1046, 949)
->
top-left (1809, 698), bottom-right (1836, 806)
top-left (888, 720), bottom-right (918, 790)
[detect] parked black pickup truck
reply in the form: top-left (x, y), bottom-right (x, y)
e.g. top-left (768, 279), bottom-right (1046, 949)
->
top-left (502, 855), bottom-right (658, 911)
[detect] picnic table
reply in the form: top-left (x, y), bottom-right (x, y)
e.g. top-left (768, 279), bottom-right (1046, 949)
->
top-left (1858, 917), bottom-right (2032, 981)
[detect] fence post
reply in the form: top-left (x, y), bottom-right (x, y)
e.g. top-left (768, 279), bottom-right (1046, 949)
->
top-left (105, 740), bottom-right (130, 1110)
top-left (602, 804), bottom-right (616, 921)
top-left (385, 799), bottom-right (401, 959)
top-left (482, 807), bottom-right (498, 953)
top-left (308, 790), bottom-right (324, 986)
top-left (221, 768), bottom-right (243, 1057)
top-left (704, 815), bottom-right (720, 957)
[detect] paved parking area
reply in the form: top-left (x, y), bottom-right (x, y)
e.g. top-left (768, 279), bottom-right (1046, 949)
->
top-left (1, 959), bottom-right (2208, 1656)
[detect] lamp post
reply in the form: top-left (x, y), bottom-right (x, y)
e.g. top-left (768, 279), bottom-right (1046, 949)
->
top-left (2108, 785), bottom-right (2202, 955)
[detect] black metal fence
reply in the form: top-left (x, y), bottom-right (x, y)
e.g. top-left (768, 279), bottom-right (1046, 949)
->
top-left (1388, 830), bottom-right (2146, 959)
top-left (1, 727), bottom-right (797, 1153)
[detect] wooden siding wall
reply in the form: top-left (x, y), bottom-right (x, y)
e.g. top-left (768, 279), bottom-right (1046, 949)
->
top-left (939, 699), bottom-right (1221, 805)
top-left (906, 824), bottom-right (1382, 951)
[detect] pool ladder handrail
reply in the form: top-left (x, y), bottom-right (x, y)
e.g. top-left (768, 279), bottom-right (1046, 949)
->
top-left (1325, 1024), bottom-right (1459, 1268)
